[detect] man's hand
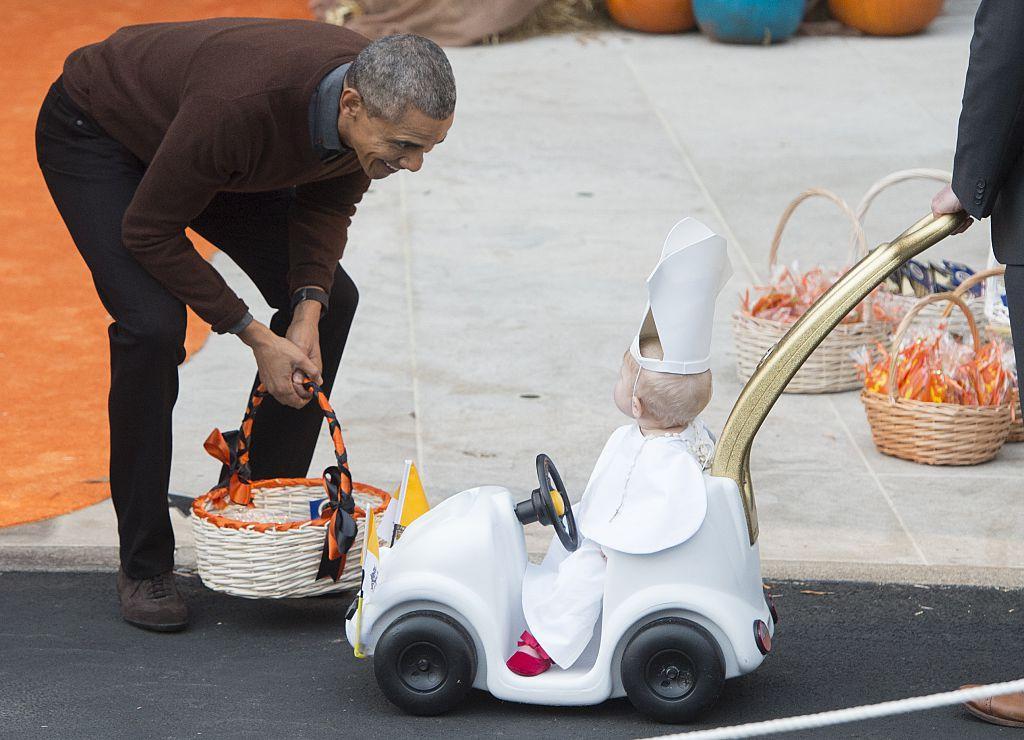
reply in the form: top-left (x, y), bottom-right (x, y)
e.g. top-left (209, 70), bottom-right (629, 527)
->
top-left (286, 299), bottom-right (323, 401)
top-left (238, 321), bottom-right (323, 408)
top-left (931, 184), bottom-right (973, 234)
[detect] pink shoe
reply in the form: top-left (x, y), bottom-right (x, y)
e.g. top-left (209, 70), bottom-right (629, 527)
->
top-left (506, 631), bottom-right (553, 677)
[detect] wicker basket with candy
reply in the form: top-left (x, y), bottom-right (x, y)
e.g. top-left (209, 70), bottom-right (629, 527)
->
top-left (855, 168), bottom-right (985, 333)
top-left (873, 255), bottom-right (984, 334)
top-left (951, 265), bottom-right (1023, 443)
top-left (1011, 388), bottom-right (1024, 444)
top-left (191, 381), bottom-right (390, 598)
top-left (733, 188), bottom-right (884, 393)
top-left (857, 292), bottom-right (1014, 466)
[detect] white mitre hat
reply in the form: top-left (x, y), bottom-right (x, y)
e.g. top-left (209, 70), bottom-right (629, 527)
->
top-left (630, 217), bottom-right (733, 375)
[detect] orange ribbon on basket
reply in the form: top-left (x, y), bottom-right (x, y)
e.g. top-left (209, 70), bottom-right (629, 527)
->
top-left (201, 384), bottom-right (265, 506)
top-left (203, 428), bottom-right (252, 507)
top-left (201, 378), bottom-right (361, 582)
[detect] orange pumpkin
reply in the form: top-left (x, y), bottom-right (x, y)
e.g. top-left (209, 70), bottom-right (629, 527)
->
top-left (828, 0), bottom-right (943, 37)
top-left (607, 0), bottom-right (696, 34)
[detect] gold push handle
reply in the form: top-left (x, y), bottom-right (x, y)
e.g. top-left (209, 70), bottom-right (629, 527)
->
top-left (711, 211), bottom-right (971, 544)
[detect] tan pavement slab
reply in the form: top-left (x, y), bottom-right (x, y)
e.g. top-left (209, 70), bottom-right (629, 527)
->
top-left (6, 1), bottom-right (1023, 588)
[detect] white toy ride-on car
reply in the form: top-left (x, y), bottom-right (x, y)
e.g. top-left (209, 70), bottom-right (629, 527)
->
top-left (345, 212), bottom-right (968, 724)
top-left (347, 452), bottom-right (773, 723)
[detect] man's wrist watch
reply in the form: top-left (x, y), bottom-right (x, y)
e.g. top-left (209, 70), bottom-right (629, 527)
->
top-left (291, 286), bottom-right (329, 316)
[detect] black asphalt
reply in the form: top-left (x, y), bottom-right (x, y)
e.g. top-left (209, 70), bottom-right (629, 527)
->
top-left (1, 572), bottom-right (1022, 739)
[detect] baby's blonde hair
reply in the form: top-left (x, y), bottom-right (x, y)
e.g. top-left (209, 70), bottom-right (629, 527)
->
top-left (626, 337), bottom-right (712, 428)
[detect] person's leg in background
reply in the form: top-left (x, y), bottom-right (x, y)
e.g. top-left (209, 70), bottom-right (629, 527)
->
top-left (961, 266), bottom-right (1024, 728)
top-left (1004, 265), bottom-right (1024, 380)
top-left (190, 191), bottom-right (359, 479)
top-left (36, 79), bottom-right (188, 630)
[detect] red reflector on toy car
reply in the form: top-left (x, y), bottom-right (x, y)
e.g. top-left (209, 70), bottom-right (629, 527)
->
top-left (754, 620), bottom-right (771, 655)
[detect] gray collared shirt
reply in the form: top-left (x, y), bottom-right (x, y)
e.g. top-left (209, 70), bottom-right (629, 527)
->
top-left (309, 62), bottom-right (352, 162)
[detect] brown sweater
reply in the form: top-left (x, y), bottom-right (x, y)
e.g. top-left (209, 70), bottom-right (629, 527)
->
top-left (62, 18), bottom-right (372, 333)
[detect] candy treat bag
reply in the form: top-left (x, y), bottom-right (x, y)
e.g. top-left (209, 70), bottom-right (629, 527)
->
top-left (742, 260), bottom-right (879, 324)
top-left (506, 218), bottom-right (732, 677)
top-left (873, 259), bottom-right (982, 327)
top-left (854, 329), bottom-right (1013, 406)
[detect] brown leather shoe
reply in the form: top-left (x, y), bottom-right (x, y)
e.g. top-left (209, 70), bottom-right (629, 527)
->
top-left (117, 569), bottom-right (189, 632)
top-left (963, 685), bottom-right (1024, 728)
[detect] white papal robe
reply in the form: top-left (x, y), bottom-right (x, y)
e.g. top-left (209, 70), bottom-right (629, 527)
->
top-left (521, 420), bottom-right (715, 669)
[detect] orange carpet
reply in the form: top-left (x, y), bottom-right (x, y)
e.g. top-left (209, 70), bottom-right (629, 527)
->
top-left (0, 0), bottom-right (309, 528)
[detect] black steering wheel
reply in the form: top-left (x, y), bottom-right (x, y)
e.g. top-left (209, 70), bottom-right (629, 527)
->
top-left (513, 454), bottom-right (580, 552)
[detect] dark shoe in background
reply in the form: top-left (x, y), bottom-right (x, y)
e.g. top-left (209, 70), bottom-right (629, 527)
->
top-left (117, 569), bottom-right (189, 632)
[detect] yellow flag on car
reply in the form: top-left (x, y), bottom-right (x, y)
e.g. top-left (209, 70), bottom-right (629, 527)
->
top-left (379, 460), bottom-right (430, 545)
top-left (399, 462), bottom-right (429, 527)
top-left (361, 504), bottom-right (381, 593)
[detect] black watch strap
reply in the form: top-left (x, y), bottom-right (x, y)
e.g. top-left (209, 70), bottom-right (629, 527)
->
top-left (226, 311), bottom-right (255, 335)
top-left (291, 287), bottom-right (329, 315)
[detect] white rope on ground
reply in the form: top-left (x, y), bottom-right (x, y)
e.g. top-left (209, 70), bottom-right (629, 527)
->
top-left (647, 678), bottom-right (1024, 740)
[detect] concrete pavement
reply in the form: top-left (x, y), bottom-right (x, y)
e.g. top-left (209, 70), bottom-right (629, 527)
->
top-left (5, 0), bottom-right (1024, 586)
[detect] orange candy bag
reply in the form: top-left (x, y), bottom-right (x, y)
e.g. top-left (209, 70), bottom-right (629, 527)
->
top-left (742, 263), bottom-right (890, 325)
top-left (854, 330), bottom-right (1012, 406)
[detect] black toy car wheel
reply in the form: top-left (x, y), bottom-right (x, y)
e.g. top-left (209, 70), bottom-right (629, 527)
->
top-left (373, 611), bottom-right (477, 716)
top-left (620, 617), bottom-right (725, 724)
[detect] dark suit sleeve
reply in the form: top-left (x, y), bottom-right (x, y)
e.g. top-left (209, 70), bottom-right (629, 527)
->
top-left (952, 0), bottom-right (1024, 219)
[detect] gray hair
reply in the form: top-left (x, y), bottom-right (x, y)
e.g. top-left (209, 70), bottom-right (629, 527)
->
top-left (347, 34), bottom-right (456, 121)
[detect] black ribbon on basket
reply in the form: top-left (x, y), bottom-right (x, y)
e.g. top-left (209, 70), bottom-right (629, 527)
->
top-left (210, 429), bottom-right (240, 491)
top-left (316, 465), bottom-right (358, 581)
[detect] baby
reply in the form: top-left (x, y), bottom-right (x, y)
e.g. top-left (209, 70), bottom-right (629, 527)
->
top-left (506, 216), bottom-right (730, 677)
top-left (506, 338), bottom-right (716, 676)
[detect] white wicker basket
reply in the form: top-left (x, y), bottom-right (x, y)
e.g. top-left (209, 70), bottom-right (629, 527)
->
top-left (732, 188), bottom-right (883, 394)
top-left (190, 381), bottom-right (389, 599)
top-left (855, 168), bottom-right (985, 333)
top-left (192, 479), bottom-right (388, 599)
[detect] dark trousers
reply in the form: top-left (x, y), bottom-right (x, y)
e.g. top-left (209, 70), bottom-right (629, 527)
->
top-left (1006, 266), bottom-right (1024, 381)
top-left (35, 79), bottom-right (359, 579)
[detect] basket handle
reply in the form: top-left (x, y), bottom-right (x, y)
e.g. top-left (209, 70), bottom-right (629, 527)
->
top-left (204, 378), bottom-right (350, 508)
top-left (853, 169), bottom-right (951, 254)
top-left (855, 168), bottom-right (952, 224)
top-left (886, 291), bottom-right (979, 400)
top-left (937, 265), bottom-right (1005, 318)
top-left (768, 188), bottom-right (868, 273)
